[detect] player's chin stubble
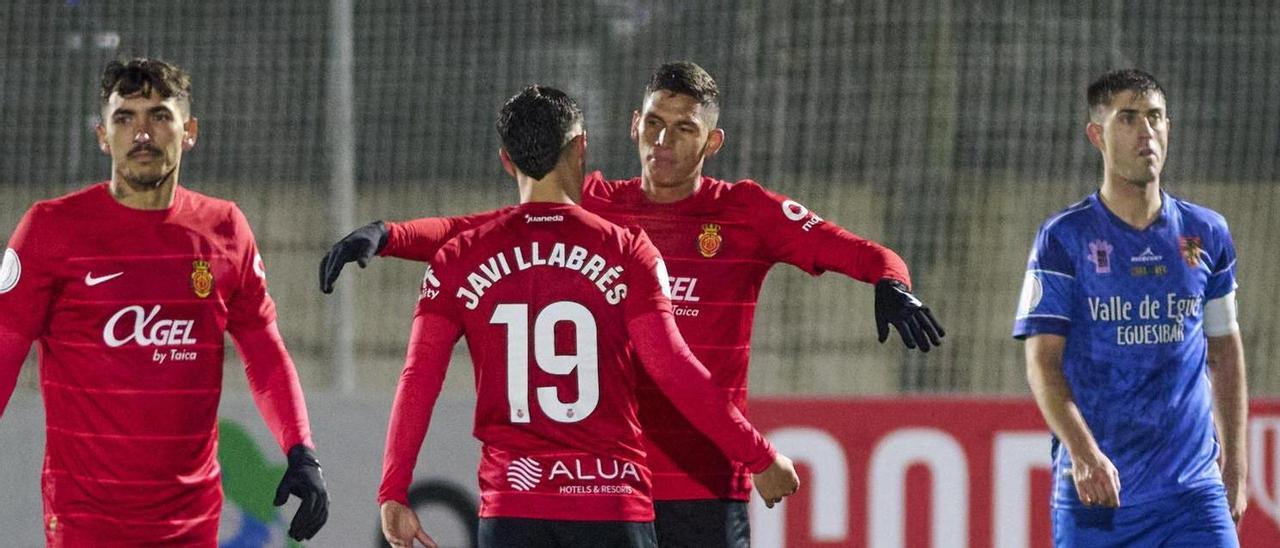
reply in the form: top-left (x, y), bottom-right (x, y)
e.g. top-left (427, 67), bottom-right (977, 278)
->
top-left (122, 163), bottom-right (176, 188)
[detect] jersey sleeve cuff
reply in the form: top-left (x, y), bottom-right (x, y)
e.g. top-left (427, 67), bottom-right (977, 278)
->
top-left (745, 442), bottom-right (779, 474)
top-left (377, 490), bottom-right (410, 507)
top-left (1012, 317), bottom-right (1070, 340)
top-left (379, 221), bottom-right (405, 257)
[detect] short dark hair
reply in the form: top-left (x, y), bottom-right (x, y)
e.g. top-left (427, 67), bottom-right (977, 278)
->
top-left (646, 61), bottom-right (719, 111)
top-left (1087, 69), bottom-right (1165, 119)
top-left (496, 85), bottom-right (583, 180)
top-left (100, 58), bottom-right (193, 114)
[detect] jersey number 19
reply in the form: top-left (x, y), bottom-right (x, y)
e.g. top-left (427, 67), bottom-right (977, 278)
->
top-left (490, 301), bottom-right (599, 424)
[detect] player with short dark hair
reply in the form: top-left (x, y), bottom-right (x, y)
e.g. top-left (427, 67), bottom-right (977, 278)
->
top-left (1085, 68), bottom-right (1165, 121)
top-left (644, 59), bottom-right (719, 119)
top-left (495, 85), bottom-right (585, 179)
top-left (377, 85), bottom-right (798, 548)
top-left (99, 57), bottom-right (192, 112)
top-left (1015, 68), bottom-right (1247, 547)
top-left (328, 61), bottom-right (940, 546)
top-left (0, 58), bottom-right (328, 545)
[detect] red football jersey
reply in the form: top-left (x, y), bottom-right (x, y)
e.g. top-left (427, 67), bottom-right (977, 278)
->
top-left (383, 173), bottom-right (908, 501)
top-left (581, 174), bottom-right (909, 500)
top-left (378, 202), bottom-right (774, 521)
top-left (0, 183), bottom-right (299, 544)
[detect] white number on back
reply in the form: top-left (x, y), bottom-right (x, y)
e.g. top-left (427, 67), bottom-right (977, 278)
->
top-left (490, 301), bottom-right (599, 424)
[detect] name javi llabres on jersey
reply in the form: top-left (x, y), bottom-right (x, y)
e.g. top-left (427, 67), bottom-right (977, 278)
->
top-left (419, 240), bottom-right (629, 309)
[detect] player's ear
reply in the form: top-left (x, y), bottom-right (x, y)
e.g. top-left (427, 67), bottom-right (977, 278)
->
top-left (181, 117), bottom-right (199, 151)
top-left (569, 133), bottom-right (588, 174)
top-left (630, 110), bottom-right (640, 142)
top-left (95, 122), bottom-right (110, 155)
top-left (1085, 121), bottom-right (1104, 152)
top-left (498, 148), bottom-right (517, 178)
top-left (702, 128), bottom-right (725, 158)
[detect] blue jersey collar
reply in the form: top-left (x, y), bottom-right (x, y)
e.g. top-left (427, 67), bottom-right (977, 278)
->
top-left (1090, 190), bottom-right (1174, 232)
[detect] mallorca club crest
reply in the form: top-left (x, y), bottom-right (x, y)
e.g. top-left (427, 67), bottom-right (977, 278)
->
top-left (698, 224), bottom-right (723, 258)
top-left (1180, 236), bottom-right (1203, 267)
top-left (191, 260), bottom-right (214, 299)
top-left (1087, 239), bottom-right (1113, 274)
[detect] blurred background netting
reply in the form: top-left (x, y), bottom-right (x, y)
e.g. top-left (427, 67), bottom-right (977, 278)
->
top-left (2, 0), bottom-right (1277, 396)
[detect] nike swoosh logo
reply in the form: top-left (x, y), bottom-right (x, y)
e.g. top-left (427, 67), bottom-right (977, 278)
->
top-left (85, 272), bottom-right (124, 286)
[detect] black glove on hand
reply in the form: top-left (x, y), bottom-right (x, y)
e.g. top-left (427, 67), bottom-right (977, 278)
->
top-left (319, 221), bottom-right (388, 294)
top-left (274, 444), bottom-right (330, 541)
top-left (874, 278), bottom-right (945, 352)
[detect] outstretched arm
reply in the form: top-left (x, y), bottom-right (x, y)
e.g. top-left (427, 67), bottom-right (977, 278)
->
top-left (798, 218), bottom-right (945, 351)
top-left (382, 212), bottom-right (509, 261)
top-left (747, 183), bottom-right (943, 351)
top-left (320, 209), bottom-right (510, 293)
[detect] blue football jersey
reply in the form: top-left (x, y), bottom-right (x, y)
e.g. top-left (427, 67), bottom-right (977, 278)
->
top-left (1013, 192), bottom-right (1238, 508)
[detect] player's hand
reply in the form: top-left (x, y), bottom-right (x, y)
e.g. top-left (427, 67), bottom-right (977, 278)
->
top-left (1069, 449), bottom-right (1121, 508)
top-left (381, 500), bottom-right (438, 548)
top-left (273, 444), bottom-right (330, 541)
top-left (1222, 462), bottom-right (1247, 524)
top-left (874, 278), bottom-right (945, 352)
top-left (319, 221), bottom-right (389, 294)
top-left (752, 454), bottom-right (800, 508)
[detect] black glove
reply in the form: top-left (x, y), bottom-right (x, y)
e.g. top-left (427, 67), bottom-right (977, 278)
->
top-left (319, 221), bottom-right (389, 294)
top-left (874, 278), bottom-right (945, 352)
top-left (274, 444), bottom-right (330, 541)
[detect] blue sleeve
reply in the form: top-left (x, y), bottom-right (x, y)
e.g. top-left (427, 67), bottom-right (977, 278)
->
top-left (1013, 224), bottom-right (1076, 339)
top-left (1204, 220), bottom-right (1237, 301)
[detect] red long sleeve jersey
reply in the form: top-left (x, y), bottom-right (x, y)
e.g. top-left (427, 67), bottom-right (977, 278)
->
top-left (0, 183), bottom-right (311, 545)
top-left (379, 202), bottom-right (774, 521)
top-left (384, 173), bottom-right (909, 501)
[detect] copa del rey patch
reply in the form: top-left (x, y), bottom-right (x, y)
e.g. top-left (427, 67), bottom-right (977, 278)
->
top-left (0, 248), bottom-right (20, 294)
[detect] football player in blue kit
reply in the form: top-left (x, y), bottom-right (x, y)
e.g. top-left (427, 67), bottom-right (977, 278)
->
top-left (1014, 69), bottom-right (1247, 547)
